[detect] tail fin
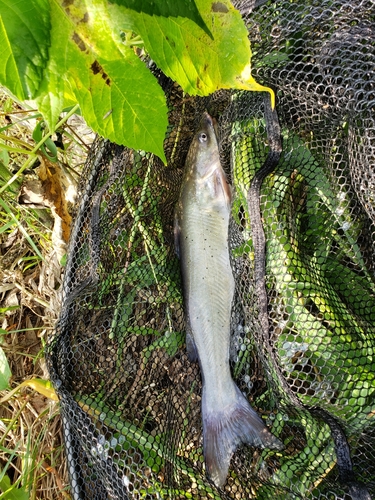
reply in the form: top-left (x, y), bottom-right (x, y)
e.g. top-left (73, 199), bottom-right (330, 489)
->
top-left (203, 385), bottom-right (283, 488)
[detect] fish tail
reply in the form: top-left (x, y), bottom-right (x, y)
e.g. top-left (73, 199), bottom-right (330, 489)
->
top-left (202, 385), bottom-right (283, 488)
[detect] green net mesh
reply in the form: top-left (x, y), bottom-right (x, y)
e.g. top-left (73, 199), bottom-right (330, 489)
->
top-left (47, 1), bottom-right (375, 498)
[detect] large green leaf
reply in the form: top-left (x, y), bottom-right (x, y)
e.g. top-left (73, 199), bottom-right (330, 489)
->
top-left (53, 0), bottom-right (168, 162)
top-left (0, 0), bottom-right (50, 99)
top-left (111, 0), bottom-right (272, 97)
top-left (110, 0), bottom-right (212, 37)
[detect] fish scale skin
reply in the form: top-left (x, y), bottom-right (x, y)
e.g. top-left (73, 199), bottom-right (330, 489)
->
top-left (180, 207), bottom-right (235, 405)
top-left (180, 207), bottom-right (231, 368)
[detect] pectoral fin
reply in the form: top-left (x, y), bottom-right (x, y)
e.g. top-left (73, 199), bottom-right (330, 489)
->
top-left (186, 321), bottom-right (198, 362)
top-left (213, 167), bottom-right (232, 207)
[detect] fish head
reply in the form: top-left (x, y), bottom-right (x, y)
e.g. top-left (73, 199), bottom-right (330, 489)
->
top-left (186, 112), bottom-right (220, 180)
top-left (183, 112), bottom-right (231, 206)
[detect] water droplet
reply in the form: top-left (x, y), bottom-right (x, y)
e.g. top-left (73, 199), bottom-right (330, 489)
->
top-left (284, 363), bottom-right (294, 373)
top-left (335, 207), bottom-right (345, 216)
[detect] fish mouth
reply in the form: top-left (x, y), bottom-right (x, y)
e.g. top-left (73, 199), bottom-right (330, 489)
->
top-left (202, 111), bottom-right (214, 128)
top-left (202, 112), bottom-right (219, 139)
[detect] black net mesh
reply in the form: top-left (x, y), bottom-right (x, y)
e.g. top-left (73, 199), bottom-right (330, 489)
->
top-left (46, 1), bottom-right (375, 498)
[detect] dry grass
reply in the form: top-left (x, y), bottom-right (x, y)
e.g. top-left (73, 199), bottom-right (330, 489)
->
top-left (0, 87), bottom-right (95, 498)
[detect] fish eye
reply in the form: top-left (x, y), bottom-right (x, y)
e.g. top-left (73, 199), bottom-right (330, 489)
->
top-left (198, 132), bottom-right (208, 143)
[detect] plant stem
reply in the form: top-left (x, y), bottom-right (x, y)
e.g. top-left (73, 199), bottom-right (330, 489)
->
top-left (0, 104), bottom-right (80, 196)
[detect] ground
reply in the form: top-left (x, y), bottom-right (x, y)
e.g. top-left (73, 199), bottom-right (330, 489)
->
top-left (0, 87), bottom-right (95, 499)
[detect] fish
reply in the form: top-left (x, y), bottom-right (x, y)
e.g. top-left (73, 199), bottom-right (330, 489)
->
top-left (174, 112), bottom-right (283, 488)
